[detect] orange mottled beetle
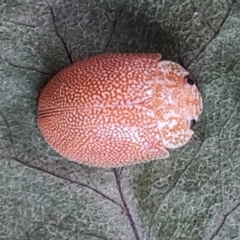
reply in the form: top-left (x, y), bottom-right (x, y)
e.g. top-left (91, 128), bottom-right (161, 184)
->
top-left (38, 53), bottom-right (203, 167)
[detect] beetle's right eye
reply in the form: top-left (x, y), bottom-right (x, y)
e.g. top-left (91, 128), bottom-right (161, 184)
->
top-left (187, 78), bottom-right (195, 85)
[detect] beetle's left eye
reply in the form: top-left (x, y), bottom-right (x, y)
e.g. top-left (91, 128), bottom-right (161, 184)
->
top-left (190, 119), bottom-right (196, 127)
top-left (187, 78), bottom-right (195, 85)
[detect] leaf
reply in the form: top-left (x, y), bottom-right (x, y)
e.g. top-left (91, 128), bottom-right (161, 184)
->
top-left (1, 0), bottom-right (240, 239)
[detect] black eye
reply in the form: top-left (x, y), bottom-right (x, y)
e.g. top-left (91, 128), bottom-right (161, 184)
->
top-left (190, 119), bottom-right (196, 127)
top-left (187, 78), bottom-right (195, 85)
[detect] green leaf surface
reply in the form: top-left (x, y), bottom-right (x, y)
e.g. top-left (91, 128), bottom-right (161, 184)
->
top-left (1, 0), bottom-right (240, 239)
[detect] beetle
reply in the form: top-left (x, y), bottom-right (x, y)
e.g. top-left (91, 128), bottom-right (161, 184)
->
top-left (38, 53), bottom-right (203, 167)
